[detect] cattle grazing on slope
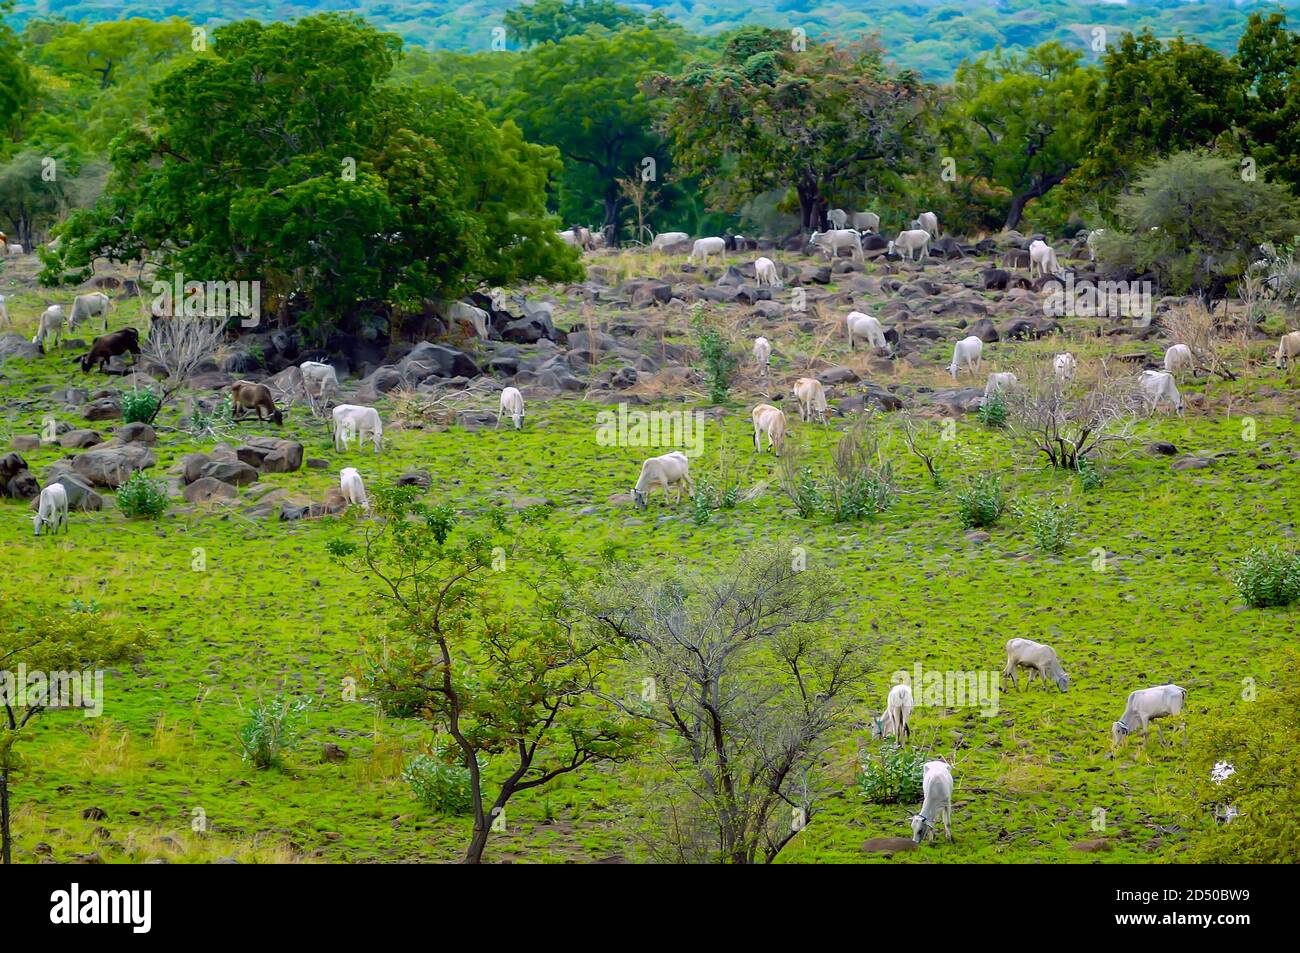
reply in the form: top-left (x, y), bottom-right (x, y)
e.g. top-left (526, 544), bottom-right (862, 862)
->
top-left (230, 380), bottom-right (284, 425)
top-left (80, 327), bottom-right (140, 372)
top-left (631, 451), bottom-right (693, 509)
top-left (332, 404), bottom-right (383, 453)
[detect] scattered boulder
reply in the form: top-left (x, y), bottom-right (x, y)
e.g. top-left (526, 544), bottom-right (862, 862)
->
top-left (860, 837), bottom-right (919, 857)
top-left (71, 444), bottom-right (156, 488)
top-left (82, 397), bottom-right (122, 421)
top-left (115, 422), bottom-right (157, 445)
top-left (236, 437), bottom-right (304, 473)
top-left (12, 434), bottom-right (40, 452)
top-left (396, 470), bottom-right (432, 489)
top-left (58, 429), bottom-right (103, 450)
top-left (182, 477), bottom-right (239, 503)
top-left (199, 459), bottom-right (259, 486)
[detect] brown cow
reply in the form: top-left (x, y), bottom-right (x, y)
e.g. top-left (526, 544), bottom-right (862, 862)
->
top-left (80, 328), bottom-right (140, 372)
top-left (230, 381), bottom-right (284, 425)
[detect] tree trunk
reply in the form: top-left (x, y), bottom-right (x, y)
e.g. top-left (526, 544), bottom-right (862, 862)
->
top-left (1, 765), bottom-right (11, 865)
top-left (1003, 170), bottom-right (1070, 231)
top-left (602, 184), bottom-right (620, 235)
top-left (464, 822), bottom-right (490, 864)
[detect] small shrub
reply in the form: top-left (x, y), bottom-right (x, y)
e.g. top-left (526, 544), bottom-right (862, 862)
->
top-left (825, 466), bottom-right (895, 522)
top-left (977, 392), bottom-right (1007, 428)
top-left (116, 472), bottom-right (169, 519)
top-left (858, 743), bottom-right (925, 805)
top-left (692, 306), bottom-right (737, 404)
top-left (691, 476), bottom-right (716, 525)
top-left (784, 466), bottom-right (822, 519)
top-left (402, 750), bottom-right (476, 814)
top-left (955, 472), bottom-right (1005, 528)
top-left (1019, 499), bottom-right (1077, 554)
top-left (1076, 456), bottom-right (1104, 491)
top-left (238, 694), bottom-right (310, 769)
top-left (120, 387), bottom-right (161, 424)
top-left (1233, 546), bottom-right (1300, 608)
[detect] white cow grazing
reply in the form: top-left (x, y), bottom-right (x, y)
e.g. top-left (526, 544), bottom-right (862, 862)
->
top-left (1164, 343), bottom-right (1195, 377)
top-left (984, 371), bottom-right (1018, 399)
top-left (827, 208), bottom-right (849, 229)
top-left (808, 229), bottom-right (863, 262)
top-left (949, 335), bottom-right (983, 378)
top-left (750, 403), bottom-right (786, 455)
top-left (1112, 684), bottom-right (1187, 746)
top-left (1053, 351), bottom-right (1077, 383)
top-left (69, 292), bottom-right (112, 332)
top-left (688, 236), bottom-right (726, 264)
top-left (1275, 330), bottom-right (1300, 370)
top-left (888, 229), bottom-right (930, 262)
top-left (752, 336), bottom-right (771, 373)
top-left (792, 377), bottom-right (827, 423)
top-left (1086, 228), bottom-right (1106, 261)
top-left (332, 404), bottom-right (383, 453)
top-left (32, 305), bottom-right (66, 352)
top-left (911, 760), bottom-right (954, 844)
top-left (0, 293), bottom-right (8, 327)
top-left (846, 311), bottom-right (888, 353)
top-left (649, 231), bottom-right (690, 253)
top-left (33, 483), bottom-right (69, 536)
top-left (631, 450), bottom-right (693, 509)
top-left (870, 683), bottom-right (915, 743)
top-left (1003, 638), bottom-right (1069, 692)
top-left (299, 360), bottom-right (340, 414)
top-left (498, 385), bottom-right (525, 429)
top-left (1029, 239), bottom-right (1061, 278)
top-left (912, 211), bottom-right (941, 237)
top-left (1140, 369), bottom-right (1182, 414)
top-left (5, 243), bottom-right (24, 256)
top-left (850, 211), bottom-right (880, 232)
top-left (558, 227), bottom-right (592, 250)
top-left (754, 256), bottom-right (783, 288)
top-left (339, 467), bottom-right (369, 513)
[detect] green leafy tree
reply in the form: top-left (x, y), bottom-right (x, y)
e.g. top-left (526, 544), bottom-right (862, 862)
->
top-left (1235, 12), bottom-right (1300, 193)
top-left (504, 0), bottom-right (644, 47)
top-left (1071, 31), bottom-right (1246, 209)
top-left (1177, 649), bottom-right (1300, 863)
top-left (0, 2), bottom-right (36, 146)
top-left (942, 42), bottom-right (1098, 230)
top-left (650, 30), bottom-right (929, 234)
top-left (328, 487), bottom-right (644, 865)
top-left (1095, 150), bottom-right (1300, 301)
top-left (501, 23), bottom-right (687, 234)
top-left (42, 14), bottom-right (580, 332)
top-left (0, 598), bottom-right (151, 864)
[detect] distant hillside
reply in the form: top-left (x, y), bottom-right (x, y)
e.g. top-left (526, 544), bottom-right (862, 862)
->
top-left (13, 0), bottom-right (1300, 78)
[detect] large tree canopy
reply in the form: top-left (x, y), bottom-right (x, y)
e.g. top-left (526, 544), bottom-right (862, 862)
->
top-left (499, 23), bottom-right (687, 234)
top-left (649, 29), bottom-right (930, 233)
top-left (942, 42), bottom-right (1098, 230)
top-left (504, 0), bottom-right (644, 47)
top-left (43, 14), bottom-right (580, 333)
top-left (1071, 30), bottom-right (1246, 209)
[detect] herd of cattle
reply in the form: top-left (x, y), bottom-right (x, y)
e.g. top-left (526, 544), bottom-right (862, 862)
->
top-left (10, 212), bottom-right (1285, 845)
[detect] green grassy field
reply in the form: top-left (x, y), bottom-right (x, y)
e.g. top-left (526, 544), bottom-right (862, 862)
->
top-left (1, 315), bottom-right (1297, 864)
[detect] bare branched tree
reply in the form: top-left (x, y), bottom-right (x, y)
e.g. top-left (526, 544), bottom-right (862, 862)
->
top-left (1161, 303), bottom-right (1243, 381)
top-left (1004, 359), bottom-right (1140, 469)
top-left (141, 316), bottom-right (227, 423)
top-left (586, 544), bottom-right (871, 864)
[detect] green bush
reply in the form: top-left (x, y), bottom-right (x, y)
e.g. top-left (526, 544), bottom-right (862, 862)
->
top-left (976, 392), bottom-right (1007, 428)
top-left (858, 743), bottom-right (924, 805)
top-left (115, 472), bottom-right (169, 519)
top-left (1076, 456), bottom-right (1104, 491)
top-left (120, 387), bottom-right (161, 424)
top-left (238, 694), bottom-right (310, 769)
top-left (402, 750), bottom-right (476, 814)
top-left (692, 306), bottom-right (737, 404)
top-left (955, 472), bottom-right (1005, 528)
top-left (1232, 546), bottom-right (1300, 608)
top-left (1019, 499), bottom-right (1077, 554)
top-left (691, 476), bottom-right (716, 525)
top-left (825, 466), bottom-right (896, 522)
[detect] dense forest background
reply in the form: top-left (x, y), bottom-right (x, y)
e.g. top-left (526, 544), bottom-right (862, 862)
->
top-left (10, 0), bottom-right (1299, 80)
